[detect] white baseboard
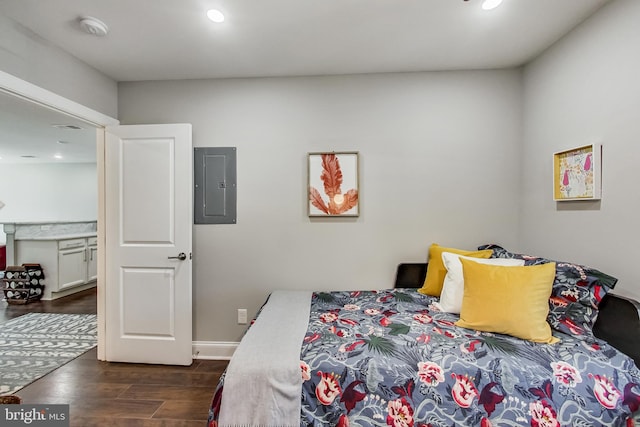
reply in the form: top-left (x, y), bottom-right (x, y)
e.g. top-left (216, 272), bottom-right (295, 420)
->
top-left (192, 341), bottom-right (239, 360)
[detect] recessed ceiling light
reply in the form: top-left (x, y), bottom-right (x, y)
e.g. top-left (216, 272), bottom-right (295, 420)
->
top-left (482, 0), bottom-right (503, 10)
top-left (54, 154), bottom-right (63, 159)
top-left (207, 9), bottom-right (225, 23)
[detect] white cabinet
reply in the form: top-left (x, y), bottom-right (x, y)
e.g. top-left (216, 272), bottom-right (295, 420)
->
top-left (14, 235), bottom-right (98, 300)
top-left (58, 238), bottom-right (89, 290)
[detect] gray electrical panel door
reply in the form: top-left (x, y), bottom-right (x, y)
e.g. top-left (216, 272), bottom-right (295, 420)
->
top-left (194, 147), bottom-right (237, 224)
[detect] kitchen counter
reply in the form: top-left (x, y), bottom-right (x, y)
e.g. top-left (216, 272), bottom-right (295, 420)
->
top-left (10, 235), bottom-right (98, 300)
top-left (1, 220), bottom-right (95, 225)
top-left (2, 221), bottom-right (97, 268)
top-left (14, 233), bottom-right (97, 241)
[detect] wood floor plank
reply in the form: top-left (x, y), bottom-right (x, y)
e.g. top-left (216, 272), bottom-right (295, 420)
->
top-left (69, 370), bottom-right (221, 387)
top-left (0, 288), bottom-right (98, 322)
top-left (120, 384), bottom-right (216, 402)
top-left (194, 360), bottom-right (229, 373)
top-left (98, 362), bottom-right (206, 372)
top-left (71, 416), bottom-right (205, 427)
top-left (77, 347), bottom-right (98, 359)
top-left (42, 359), bottom-right (221, 382)
top-left (152, 399), bottom-right (211, 421)
top-left (67, 398), bottom-right (164, 418)
top-left (16, 381), bottom-right (129, 401)
top-left (55, 359), bottom-right (210, 374)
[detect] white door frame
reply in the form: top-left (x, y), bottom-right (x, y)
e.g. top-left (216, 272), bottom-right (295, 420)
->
top-left (0, 70), bottom-right (119, 360)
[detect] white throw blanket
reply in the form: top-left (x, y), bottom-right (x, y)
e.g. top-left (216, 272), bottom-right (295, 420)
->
top-left (218, 290), bottom-right (312, 427)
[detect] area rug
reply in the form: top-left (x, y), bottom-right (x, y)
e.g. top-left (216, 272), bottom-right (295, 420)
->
top-left (0, 313), bottom-right (97, 396)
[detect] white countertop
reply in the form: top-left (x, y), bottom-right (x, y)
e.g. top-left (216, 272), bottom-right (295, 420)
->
top-left (1, 220), bottom-right (96, 225)
top-left (14, 233), bottom-right (97, 241)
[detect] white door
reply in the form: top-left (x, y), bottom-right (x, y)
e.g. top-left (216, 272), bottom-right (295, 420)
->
top-left (105, 124), bottom-right (193, 365)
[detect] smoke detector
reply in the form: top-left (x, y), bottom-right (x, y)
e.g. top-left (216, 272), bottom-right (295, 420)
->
top-left (79, 16), bottom-right (109, 37)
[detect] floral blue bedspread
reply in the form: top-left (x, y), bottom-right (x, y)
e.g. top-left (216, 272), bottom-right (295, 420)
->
top-left (210, 289), bottom-right (640, 426)
top-left (302, 289), bottom-right (640, 427)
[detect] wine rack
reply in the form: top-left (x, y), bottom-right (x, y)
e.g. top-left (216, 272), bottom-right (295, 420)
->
top-left (2, 264), bottom-right (45, 304)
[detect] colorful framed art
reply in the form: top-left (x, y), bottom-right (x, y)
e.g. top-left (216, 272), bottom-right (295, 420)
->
top-left (553, 144), bottom-right (601, 201)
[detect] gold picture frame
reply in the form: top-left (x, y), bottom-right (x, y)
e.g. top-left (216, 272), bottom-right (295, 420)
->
top-left (553, 144), bottom-right (601, 201)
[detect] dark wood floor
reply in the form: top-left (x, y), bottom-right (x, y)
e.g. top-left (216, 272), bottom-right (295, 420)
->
top-left (2, 288), bottom-right (228, 426)
top-left (1, 288), bottom-right (98, 322)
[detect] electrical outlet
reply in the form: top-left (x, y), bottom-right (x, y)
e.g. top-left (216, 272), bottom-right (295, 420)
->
top-left (237, 309), bottom-right (247, 324)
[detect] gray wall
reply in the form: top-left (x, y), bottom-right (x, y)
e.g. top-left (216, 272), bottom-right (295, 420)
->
top-left (119, 70), bottom-right (523, 342)
top-left (521, 0), bottom-right (640, 300)
top-left (0, 14), bottom-right (117, 117)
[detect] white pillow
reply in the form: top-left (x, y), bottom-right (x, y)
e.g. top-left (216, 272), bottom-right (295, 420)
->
top-left (435, 252), bottom-right (525, 313)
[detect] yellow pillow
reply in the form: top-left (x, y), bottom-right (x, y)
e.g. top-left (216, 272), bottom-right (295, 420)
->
top-left (418, 244), bottom-right (492, 296)
top-left (455, 258), bottom-right (558, 344)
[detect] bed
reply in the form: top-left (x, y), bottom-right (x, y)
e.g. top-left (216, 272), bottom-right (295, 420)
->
top-left (208, 246), bottom-right (640, 427)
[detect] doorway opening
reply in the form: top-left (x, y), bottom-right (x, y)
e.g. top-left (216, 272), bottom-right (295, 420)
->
top-left (0, 70), bottom-right (120, 361)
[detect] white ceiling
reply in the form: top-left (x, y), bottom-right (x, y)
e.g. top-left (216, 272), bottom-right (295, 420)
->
top-left (0, 0), bottom-right (612, 81)
top-left (0, 0), bottom-right (612, 163)
top-left (0, 92), bottom-right (97, 164)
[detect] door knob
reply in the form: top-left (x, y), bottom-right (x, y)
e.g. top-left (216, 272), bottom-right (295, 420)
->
top-left (168, 252), bottom-right (187, 261)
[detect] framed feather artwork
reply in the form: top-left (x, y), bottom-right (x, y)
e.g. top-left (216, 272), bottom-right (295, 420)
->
top-left (308, 152), bottom-right (359, 217)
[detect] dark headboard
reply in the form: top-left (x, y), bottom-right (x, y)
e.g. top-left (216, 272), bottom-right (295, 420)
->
top-left (394, 263), bottom-right (427, 289)
top-left (592, 293), bottom-right (640, 367)
top-left (394, 263), bottom-right (640, 367)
